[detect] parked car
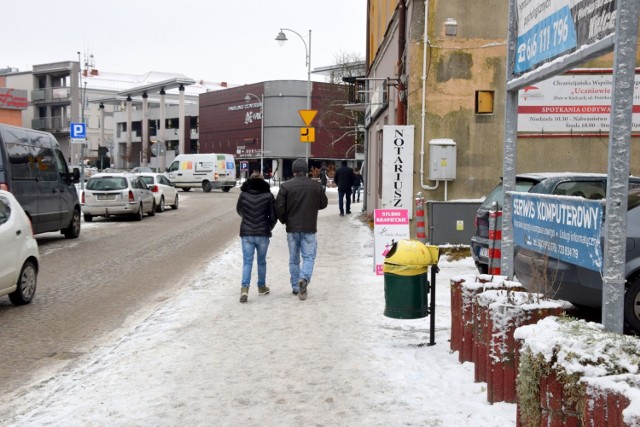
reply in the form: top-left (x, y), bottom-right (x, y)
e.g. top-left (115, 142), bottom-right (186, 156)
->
top-left (514, 189), bottom-right (640, 334)
top-left (82, 173), bottom-right (156, 222)
top-left (136, 172), bottom-right (179, 212)
top-left (0, 124), bottom-right (81, 238)
top-left (0, 190), bottom-right (39, 305)
top-left (166, 153), bottom-right (236, 192)
top-left (471, 173), bottom-right (640, 274)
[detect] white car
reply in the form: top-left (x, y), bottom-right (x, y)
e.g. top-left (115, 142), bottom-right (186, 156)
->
top-left (0, 190), bottom-right (39, 305)
top-left (136, 173), bottom-right (179, 212)
top-left (82, 173), bottom-right (156, 222)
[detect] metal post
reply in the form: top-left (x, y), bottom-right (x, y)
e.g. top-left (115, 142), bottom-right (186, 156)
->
top-left (260, 93), bottom-right (264, 175)
top-left (276, 28), bottom-right (311, 165)
top-left (142, 92), bottom-right (149, 167)
top-left (428, 265), bottom-right (439, 346)
top-left (602, 0), bottom-right (640, 334)
top-left (245, 92), bottom-right (264, 175)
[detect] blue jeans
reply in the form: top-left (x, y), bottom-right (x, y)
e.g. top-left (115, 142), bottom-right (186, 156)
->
top-left (241, 235), bottom-right (270, 287)
top-left (338, 189), bottom-right (352, 214)
top-left (286, 232), bottom-right (318, 290)
top-left (352, 186), bottom-right (361, 202)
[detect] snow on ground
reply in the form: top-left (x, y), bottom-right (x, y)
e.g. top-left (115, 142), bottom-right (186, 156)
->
top-left (2, 188), bottom-right (516, 427)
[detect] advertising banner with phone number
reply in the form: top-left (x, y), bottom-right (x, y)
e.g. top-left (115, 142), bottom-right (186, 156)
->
top-left (511, 192), bottom-right (603, 271)
top-left (515, 0), bottom-right (617, 74)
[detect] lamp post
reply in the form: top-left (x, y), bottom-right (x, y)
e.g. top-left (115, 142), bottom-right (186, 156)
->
top-left (244, 92), bottom-right (264, 176)
top-left (275, 28), bottom-right (311, 165)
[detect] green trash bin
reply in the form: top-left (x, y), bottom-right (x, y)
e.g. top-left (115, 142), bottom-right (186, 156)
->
top-left (383, 239), bottom-right (438, 319)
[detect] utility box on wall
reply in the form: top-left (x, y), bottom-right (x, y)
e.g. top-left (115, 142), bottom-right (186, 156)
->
top-left (429, 139), bottom-right (456, 181)
top-left (427, 200), bottom-right (481, 245)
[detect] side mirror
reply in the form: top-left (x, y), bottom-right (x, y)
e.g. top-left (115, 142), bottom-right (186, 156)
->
top-left (72, 168), bottom-right (81, 184)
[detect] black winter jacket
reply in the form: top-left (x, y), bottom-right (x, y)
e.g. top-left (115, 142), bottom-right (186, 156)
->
top-left (334, 165), bottom-right (355, 191)
top-left (275, 175), bottom-right (328, 233)
top-left (236, 178), bottom-right (278, 237)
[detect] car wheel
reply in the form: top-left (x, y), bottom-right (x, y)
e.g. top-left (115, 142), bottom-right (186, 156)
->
top-left (9, 259), bottom-right (37, 305)
top-left (624, 278), bottom-right (640, 334)
top-left (222, 187), bottom-right (231, 193)
top-left (157, 196), bottom-right (165, 212)
top-left (202, 181), bottom-right (212, 192)
top-left (171, 194), bottom-right (179, 209)
top-left (84, 214), bottom-right (93, 222)
top-left (63, 208), bottom-right (81, 239)
top-left (182, 187), bottom-right (191, 192)
top-left (149, 201), bottom-right (156, 216)
top-left (134, 204), bottom-right (144, 221)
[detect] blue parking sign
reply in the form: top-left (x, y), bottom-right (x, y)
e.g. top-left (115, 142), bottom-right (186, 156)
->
top-left (240, 161), bottom-right (248, 172)
top-left (70, 122), bottom-right (86, 139)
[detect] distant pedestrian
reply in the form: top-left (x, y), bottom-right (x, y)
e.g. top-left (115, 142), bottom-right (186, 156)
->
top-left (319, 165), bottom-right (328, 192)
top-left (333, 160), bottom-right (354, 216)
top-left (275, 158), bottom-right (328, 300)
top-left (352, 169), bottom-right (363, 203)
top-left (236, 173), bottom-right (278, 303)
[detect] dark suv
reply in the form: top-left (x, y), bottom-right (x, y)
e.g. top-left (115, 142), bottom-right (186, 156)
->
top-left (471, 173), bottom-right (640, 274)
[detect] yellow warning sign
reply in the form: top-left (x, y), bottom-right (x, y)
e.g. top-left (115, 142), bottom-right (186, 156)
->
top-left (299, 110), bottom-right (317, 126)
top-left (300, 127), bottom-right (315, 143)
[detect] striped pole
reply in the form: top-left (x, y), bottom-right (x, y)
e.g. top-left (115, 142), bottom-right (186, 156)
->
top-left (415, 192), bottom-right (426, 243)
top-left (488, 209), bottom-right (502, 275)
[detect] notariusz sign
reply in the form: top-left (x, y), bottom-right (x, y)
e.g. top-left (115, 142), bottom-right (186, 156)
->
top-left (511, 192), bottom-right (603, 271)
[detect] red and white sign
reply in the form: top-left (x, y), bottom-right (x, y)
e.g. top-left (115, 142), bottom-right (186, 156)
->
top-left (518, 72), bottom-right (640, 134)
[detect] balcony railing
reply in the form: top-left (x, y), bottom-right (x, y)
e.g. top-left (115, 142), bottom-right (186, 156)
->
top-left (31, 87), bottom-right (72, 104)
top-left (32, 116), bottom-right (72, 132)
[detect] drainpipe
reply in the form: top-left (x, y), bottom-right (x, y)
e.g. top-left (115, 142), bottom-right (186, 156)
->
top-left (420, 0), bottom-right (439, 192)
top-left (397, 0), bottom-right (407, 125)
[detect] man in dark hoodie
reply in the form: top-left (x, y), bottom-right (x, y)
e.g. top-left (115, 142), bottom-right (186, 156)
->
top-left (236, 173), bottom-right (278, 303)
top-left (275, 159), bottom-right (328, 300)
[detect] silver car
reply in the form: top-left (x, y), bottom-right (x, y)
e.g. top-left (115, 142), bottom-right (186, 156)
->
top-left (136, 172), bottom-right (179, 212)
top-left (82, 173), bottom-right (156, 222)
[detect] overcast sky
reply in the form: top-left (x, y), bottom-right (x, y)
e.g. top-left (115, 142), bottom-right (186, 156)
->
top-left (5, 0), bottom-right (366, 85)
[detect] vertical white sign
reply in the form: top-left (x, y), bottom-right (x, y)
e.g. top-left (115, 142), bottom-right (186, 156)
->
top-left (382, 125), bottom-right (414, 217)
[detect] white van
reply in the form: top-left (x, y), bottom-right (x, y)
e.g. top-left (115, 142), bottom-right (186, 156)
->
top-left (166, 154), bottom-right (236, 192)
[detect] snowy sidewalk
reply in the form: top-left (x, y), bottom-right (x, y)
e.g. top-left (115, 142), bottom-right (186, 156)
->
top-left (3, 194), bottom-right (516, 426)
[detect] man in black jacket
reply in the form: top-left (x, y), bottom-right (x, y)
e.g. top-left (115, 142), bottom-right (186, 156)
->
top-left (236, 173), bottom-right (278, 303)
top-left (275, 159), bottom-right (328, 300)
top-left (333, 160), bottom-right (355, 216)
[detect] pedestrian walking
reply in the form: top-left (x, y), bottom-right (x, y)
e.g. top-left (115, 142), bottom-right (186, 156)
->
top-left (236, 173), bottom-right (278, 303)
top-left (275, 158), bottom-right (328, 300)
top-left (333, 160), bottom-right (354, 216)
top-left (319, 165), bottom-right (328, 192)
top-left (352, 168), bottom-right (363, 203)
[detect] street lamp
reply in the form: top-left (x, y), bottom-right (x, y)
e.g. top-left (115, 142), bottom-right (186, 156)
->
top-left (275, 28), bottom-right (312, 165)
top-left (244, 92), bottom-right (264, 176)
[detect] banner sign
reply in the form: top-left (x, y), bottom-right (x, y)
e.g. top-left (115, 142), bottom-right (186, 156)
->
top-left (511, 192), bottom-right (603, 271)
top-left (381, 126), bottom-right (414, 217)
top-left (518, 72), bottom-right (640, 133)
top-left (514, 0), bottom-right (618, 75)
top-left (373, 209), bottom-right (410, 275)
top-left (0, 88), bottom-right (28, 110)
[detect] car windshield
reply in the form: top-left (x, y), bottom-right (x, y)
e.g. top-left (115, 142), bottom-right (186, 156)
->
top-left (86, 177), bottom-right (128, 191)
top-left (140, 176), bottom-right (154, 186)
top-left (480, 180), bottom-right (537, 210)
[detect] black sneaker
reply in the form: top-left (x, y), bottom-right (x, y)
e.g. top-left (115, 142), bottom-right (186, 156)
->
top-left (292, 290), bottom-right (299, 296)
top-left (298, 278), bottom-right (308, 300)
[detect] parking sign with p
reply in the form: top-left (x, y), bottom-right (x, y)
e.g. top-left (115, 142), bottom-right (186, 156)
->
top-left (70, 122), bottom-right (86, 139)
